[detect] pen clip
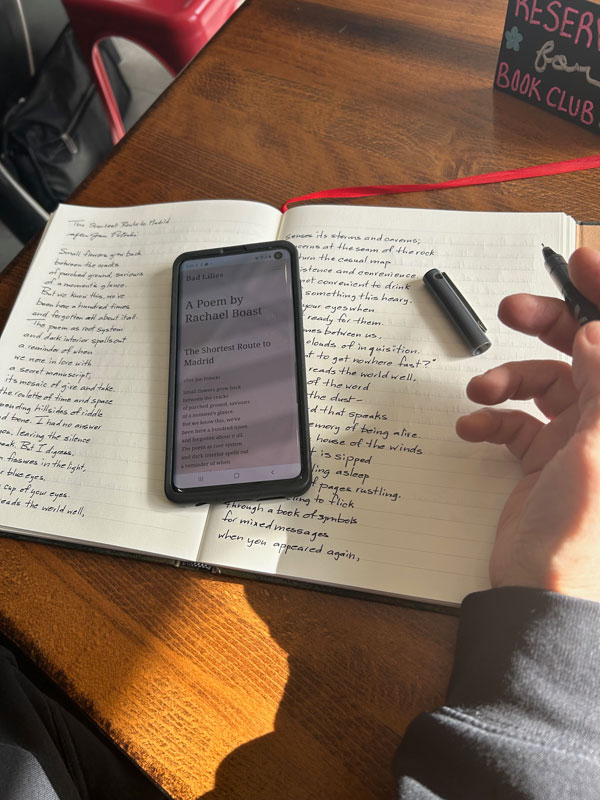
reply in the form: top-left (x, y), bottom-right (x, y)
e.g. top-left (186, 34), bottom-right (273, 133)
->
top-left (441, 272), bottom-right (487, 332)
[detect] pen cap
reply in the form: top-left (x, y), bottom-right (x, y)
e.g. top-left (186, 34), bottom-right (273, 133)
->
top-left (423, 269), bottom-right (491, 356)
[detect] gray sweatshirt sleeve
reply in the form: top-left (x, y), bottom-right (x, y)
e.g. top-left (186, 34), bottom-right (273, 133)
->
top-left (395, 586), bottom-right (600, 799)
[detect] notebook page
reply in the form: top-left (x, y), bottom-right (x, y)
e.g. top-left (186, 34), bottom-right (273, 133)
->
top-left (0, 200), bottom-right (281, 559)
top-left (200, 205), bottom-right (575, 605)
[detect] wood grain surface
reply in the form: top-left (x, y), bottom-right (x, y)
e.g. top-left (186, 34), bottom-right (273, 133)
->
top-left (2, 1), bottom-right (600, 798)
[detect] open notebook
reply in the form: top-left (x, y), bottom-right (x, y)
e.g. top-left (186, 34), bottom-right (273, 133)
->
top-left (0, 201), bottom-right (588, 605)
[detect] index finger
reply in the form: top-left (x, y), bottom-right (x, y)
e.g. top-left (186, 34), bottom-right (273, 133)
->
top-left (568, 247), bottom-right (600, 306)
top-left (498, 292), bottom-right (577, 356)
top-left (497, 246), bottom-right (600, 356)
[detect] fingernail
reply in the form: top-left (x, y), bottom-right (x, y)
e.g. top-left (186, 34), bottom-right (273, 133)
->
top-left (470, 409), bottom-right (492, 420)
top-left (582, 321), bottom-right (600, 346)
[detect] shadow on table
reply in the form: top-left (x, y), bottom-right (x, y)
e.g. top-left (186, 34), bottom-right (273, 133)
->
top-left (201, 580), bottom-right (456, 800)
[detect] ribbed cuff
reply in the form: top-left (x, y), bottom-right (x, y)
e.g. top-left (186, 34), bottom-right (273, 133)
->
top-left (446, 587), bottom-right (600, 742)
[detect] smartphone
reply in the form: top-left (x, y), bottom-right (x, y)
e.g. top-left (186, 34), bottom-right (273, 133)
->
top-left (165, 240), bottom-right (311, 504)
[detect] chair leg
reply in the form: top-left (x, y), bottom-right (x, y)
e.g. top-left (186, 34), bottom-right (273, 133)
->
top-left (92, 41), bottom-right (126, 143)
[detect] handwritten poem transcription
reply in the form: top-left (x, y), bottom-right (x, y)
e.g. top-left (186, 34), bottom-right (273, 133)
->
top-left (0, 201), bottom-right (282, 559)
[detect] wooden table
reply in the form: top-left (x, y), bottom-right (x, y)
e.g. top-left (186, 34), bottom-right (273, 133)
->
top-left (2, 1), bottom-right (600, 797)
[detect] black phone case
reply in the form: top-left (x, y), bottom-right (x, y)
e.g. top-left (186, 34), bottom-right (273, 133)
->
top-left (164, 240), bottom-right (311, 504)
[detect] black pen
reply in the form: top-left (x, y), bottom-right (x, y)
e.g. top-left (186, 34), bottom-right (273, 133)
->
top-left (542, 246), bottom-right (600, 325)
top-left (423, 269), bottom-right (491, 356)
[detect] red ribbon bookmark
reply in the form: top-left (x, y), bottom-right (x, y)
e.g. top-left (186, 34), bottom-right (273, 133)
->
top-left (280, 153), bottom-right (600, 213)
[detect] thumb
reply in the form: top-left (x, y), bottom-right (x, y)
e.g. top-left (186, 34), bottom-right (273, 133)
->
top-left (569, 248), bottom-right (600, 308)
top-left (573, 321), bottom-right (600, 432)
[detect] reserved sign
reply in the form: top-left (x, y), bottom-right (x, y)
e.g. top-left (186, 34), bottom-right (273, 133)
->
top-left (495, 0), bottom-right (600, 132)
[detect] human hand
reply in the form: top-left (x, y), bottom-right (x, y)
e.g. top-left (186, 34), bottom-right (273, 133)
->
top-left (456, 247), bottom-right (600, 602)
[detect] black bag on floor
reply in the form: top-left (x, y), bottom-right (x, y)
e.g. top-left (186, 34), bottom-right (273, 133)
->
top-left (0, 25), bottom-right (130, 212)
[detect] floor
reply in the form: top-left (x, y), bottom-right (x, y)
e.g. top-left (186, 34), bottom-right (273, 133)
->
top-left (0, 39), bottom-right (172, 273)
top-left (117, 38), bottom-right (173, 131)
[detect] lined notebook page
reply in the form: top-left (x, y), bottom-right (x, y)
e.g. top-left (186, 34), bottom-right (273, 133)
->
top-left (200, 205), bottom-right (576, 605)
top-left (0, 200), bottom-right (281, 559)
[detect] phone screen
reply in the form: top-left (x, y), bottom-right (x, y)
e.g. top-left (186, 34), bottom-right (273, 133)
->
top-left (170, 244), bottom-right (306, 497)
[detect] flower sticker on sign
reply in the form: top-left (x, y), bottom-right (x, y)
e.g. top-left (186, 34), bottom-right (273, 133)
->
top-left (505, 25), bottom-right (524, 51)
top-left (495, 0), bottom-right (600, 131)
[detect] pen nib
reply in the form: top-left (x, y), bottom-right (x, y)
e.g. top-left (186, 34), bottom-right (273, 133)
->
top-left (542, 245), bottom-right (556, 259)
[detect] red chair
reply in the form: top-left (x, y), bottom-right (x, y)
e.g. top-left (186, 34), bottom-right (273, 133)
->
top-left (62, 0), bottom-right (245, 143)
